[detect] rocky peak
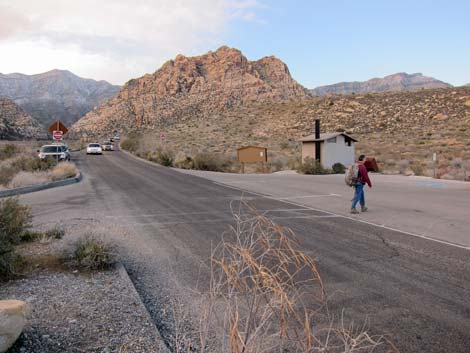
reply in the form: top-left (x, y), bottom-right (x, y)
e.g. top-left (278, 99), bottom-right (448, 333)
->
top-left (73, 47), bottom-right (309, 135)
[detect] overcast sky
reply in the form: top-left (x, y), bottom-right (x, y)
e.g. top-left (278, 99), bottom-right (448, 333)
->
top-left (1, 0), bottom-right (469, 87)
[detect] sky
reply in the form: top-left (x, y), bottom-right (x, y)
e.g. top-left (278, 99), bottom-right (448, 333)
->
top-left (0, 0), bottom-right (469, 87)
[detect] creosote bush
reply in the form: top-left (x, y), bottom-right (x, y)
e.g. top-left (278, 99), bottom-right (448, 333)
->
top-left (63, 235), bottom-right (115, 271)
top-left (0, 144), bottom-right (18, 161)
top-left (120, 135), bottom-right (139, 152)
top-left (298, 157), bottom-right (331, 175)
top-left (193, 152), bottom-right (233, 172)
top-left (0, 197), bottom-right (31, 279)
top-left (50, 161), bottom-right (78, 181)
top-left (332, 162), bottom-right (346, 174)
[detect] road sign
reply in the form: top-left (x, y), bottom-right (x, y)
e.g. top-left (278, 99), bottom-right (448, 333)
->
top-left (53, 130), bottom-right (63, 141)
top-left (160, 133), bottom-right (166, 141)
top-left (48, 120), bottom-right (68, 135)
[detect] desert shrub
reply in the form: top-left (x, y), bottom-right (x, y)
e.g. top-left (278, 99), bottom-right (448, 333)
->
top-left (190, 205), bottom-right (396, 353)
top-left (8, 171), bottom-right (49, 188)
top-left (148, 149), bottom-right (174, 167)
top-left (410, 162), bottom-right (425, 176)
top-left (398, 160), bottom-right (410, 174)
top-left (287, 156), bottom-right (302, 170)
top-left (0, 239), bottom-right (22, 280)
top-left (50, 161), bottom-right (77, 181)
top-left (193, 152), bottom-right (232, 172)
top-left (0, 198), bottom-right (30, 279)
top-left (174, 152), bottom-right (194, 169)
top-left (0, 144), bottom-right (18, 161)
top-left (121, 136), bottom-right (139, 152)
top-left (332, 162), bottom-right (346, 174)
top-left (63, 235), bottom-right (115, 271)
top-left (298, 157), bottom-right (330, 175)
top-left (0, 155), bottom-right (56, 186)
top-left (0, 197), bottom-right (32, 245)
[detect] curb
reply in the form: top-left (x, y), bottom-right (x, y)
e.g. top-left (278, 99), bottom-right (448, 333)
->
top-left (0, 171), bottom-right (82, 198)
top-left (116, 263), bottom-right (170, 353)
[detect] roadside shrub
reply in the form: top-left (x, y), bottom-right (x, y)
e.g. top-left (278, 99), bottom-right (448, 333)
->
top-left (0, 197), bottom-right (30, 279)
top-left (0, 144), bottom-right (17, 161)
top-left (0, 197), bottom-right (32, 244)
top-left (410, 162), bottom-right (425, 176)
top-left (50, 161), bottom-right (77, 181)
top-left (63, 235), bottom-right (115, 271)
top-left (0, 239), bottom-right (22, 280)
top-left (193, 152), bottom-right (232, 172)
top-left (174, 152), bottom-right (194, 169)
top-left (148, 149), bottom-right (174, 167)
top-left (121, 136), bottom-right (139, 152)
top-left (332, 162), bottom-right (346, 174)
top-left (298, 157), bottom-right (330, 175)
top-left (8, 171), bottom-right (49, 188)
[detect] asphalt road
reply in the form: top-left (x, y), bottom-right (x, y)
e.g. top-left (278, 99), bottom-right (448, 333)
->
top-left (20, 149), bottom-right (470, 353)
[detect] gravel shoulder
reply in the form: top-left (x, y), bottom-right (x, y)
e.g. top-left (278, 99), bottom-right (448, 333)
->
top-left (0, 266), bottom-right (166, 353)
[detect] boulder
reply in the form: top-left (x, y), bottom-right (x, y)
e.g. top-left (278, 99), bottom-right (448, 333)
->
top-left (0, 300), bottom-right (30, 352)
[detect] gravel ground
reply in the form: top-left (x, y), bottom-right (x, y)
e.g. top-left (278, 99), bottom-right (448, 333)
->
top-left (0, 267), bottom-right (167, 353)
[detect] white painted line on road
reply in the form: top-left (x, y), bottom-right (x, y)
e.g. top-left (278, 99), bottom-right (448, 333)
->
top-left (212, 181), bottom-right (470, 251)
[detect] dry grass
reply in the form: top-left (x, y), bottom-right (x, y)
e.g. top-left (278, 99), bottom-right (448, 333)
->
top-left (184, 204), bottom-right (397, 353)
top-left (50, 161), bottom-right (78, 181)
top-left (8, 170), bottom-right (50, 188)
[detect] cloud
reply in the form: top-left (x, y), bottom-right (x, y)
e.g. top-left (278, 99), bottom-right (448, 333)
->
top-left (0, 0), bottom-right (261, 84)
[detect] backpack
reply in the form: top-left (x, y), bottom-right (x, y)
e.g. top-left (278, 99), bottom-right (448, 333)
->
top-left (345, 164), bottom-right (359, 187)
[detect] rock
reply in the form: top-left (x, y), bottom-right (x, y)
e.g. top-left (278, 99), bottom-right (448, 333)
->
top-left (0, 300), bottom-right (30, 353)
top-left (71, 46), bottom-right (310, 137)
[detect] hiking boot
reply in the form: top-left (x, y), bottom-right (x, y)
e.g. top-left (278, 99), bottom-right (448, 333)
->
top-left (361, 207), bottom-right (368, 212)
top-left (350, 208), bottom-right (359, 214)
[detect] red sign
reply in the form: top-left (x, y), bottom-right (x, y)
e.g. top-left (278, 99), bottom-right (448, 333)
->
top-left (160, 133), bottom-right (166, 141)
top-left (53, 130), bottom-right (64, 141)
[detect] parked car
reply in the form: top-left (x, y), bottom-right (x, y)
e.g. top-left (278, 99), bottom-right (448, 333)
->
top-left (86, 143), bottom-right (102, 155)
top-left (102, 142), bottom-right (114, 151)
top-left (38, 144), bottom-right (70, 161)
top-left (113, 135), bottom-right (120, 140)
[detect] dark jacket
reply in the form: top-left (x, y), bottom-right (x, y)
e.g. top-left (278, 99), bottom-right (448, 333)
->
top-left (357, 162), bottom-right (372, 187)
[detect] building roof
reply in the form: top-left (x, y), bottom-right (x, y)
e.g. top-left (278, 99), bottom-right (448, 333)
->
top-left (299, 132), bottom-right (358, 143)
top-left (237, 145), bottom-right (267, 151)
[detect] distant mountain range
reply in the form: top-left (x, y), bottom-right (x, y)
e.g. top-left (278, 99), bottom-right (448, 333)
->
top-left (310, 73), bottom-right (452, 96)
top-left (0, 70), bottom-right (120, 127)
top-left (0, 98), bottom-right (44, 139)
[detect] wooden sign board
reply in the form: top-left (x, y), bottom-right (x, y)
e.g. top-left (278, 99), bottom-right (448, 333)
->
top-left (48, 120), bottom-right (69, 135)
top-left (237, 146), bottom-right (268, 163)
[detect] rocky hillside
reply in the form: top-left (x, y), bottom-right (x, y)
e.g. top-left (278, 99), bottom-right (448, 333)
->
top-left (0, 70), bottom-right (120, 127)
top-left (0, 98), bottom-right (44, 139)
top-left (311, 73), bottom-right (452, 96)
top-left (72, 46), bottom-right (310, 135)
top-left (125, 86), bottom-right (470, 178)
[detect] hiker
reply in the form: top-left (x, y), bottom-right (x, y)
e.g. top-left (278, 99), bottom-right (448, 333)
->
top-left (351, 154), bottom-right (372, 214)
